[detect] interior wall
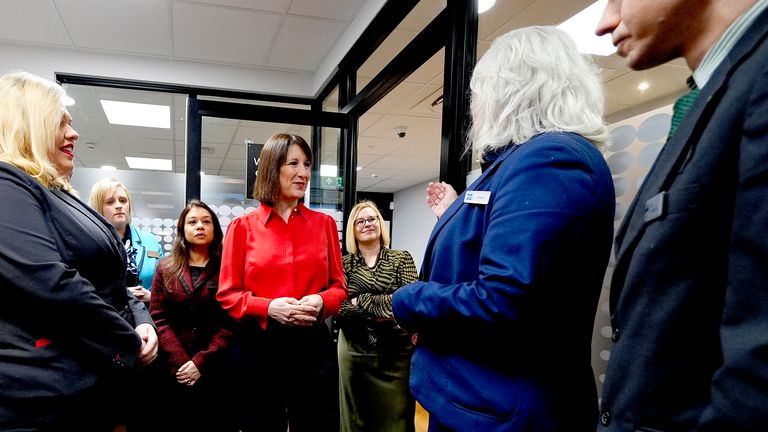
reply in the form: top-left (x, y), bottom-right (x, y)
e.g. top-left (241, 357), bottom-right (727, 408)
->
top-left (592, 103), bottom-right (674, 397)
top-left (391, 179), bottom-right (437, 271)
top-left (0, 43), bottom-right (311, 96)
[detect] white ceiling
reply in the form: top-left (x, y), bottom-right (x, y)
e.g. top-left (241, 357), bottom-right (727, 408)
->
top-left (0, 0), bottom-right (690, 194)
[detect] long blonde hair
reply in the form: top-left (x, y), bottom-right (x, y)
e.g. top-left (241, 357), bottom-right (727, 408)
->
top-left (0, 71), bottom-right (72, 190)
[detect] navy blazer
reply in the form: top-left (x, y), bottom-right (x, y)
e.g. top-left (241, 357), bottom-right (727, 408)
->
top-left (0, 163), bottom-right (150, 408)
top-left (599, 7), bottom-right (768, 432)
top-left (392, 132), bottom-right (615, 432)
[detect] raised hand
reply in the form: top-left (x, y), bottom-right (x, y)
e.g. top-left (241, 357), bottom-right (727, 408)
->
top-left (426, 181), bottom-right (458, 218)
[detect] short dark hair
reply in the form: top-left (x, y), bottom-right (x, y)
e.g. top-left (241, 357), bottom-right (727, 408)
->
top-left (252, 133), bottom-right (312, 204)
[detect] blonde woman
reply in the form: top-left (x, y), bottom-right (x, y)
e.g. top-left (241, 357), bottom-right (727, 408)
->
top-left (337, 200), bottom-right (417, 432)
top-left (0, 71), bottom-right (157, 430)
top-left (89, 178), bottom-right (163, 304)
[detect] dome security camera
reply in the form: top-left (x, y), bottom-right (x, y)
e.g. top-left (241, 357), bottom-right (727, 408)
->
top-left (395, 126), bottom-right (408, 139)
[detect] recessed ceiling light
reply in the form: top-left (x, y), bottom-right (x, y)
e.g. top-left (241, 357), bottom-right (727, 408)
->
top-left (478, 0), bottom-right (496, 14)
top-left (200, 171), bottom-right (205, 176)
top-left (356, 166), bottom-right (362, 171)
top-left (62, 94), bottom-right (76, 106)
top-left (371, 173), bottom-right (379, 178)
top-left (125, 156), bottom-right (172, 171)
top-left (101, 100), bottom-right (170, 129)
top-left (637, 82), bottom-right (650, 91)
top-left (557, 0), bottom-right (616, 56)
top-left (100, 165), bottom-right (117, 170)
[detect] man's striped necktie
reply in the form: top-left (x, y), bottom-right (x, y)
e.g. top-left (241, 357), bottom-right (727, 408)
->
top-left (667, 76), bottom-right (700, 140)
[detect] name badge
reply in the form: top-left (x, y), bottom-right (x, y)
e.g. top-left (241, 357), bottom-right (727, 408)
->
top-left (147, 250), bottom-right (161, 258)
top-left (464, 190), bottom-right (491, 205)
top-left (643, 191), bottom-right (666, 223)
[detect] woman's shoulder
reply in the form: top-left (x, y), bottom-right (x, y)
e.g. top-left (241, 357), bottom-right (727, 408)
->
top-left (521, 132), bottom-right (600, 158)
top-left (299, 205), bottom-right (338, 225)
top-left (0, 161), bottom-right (45, 190)
top-left (342, 252), bottom-right (355, 266)
top-left (133, 225), bottom-right (161, 246)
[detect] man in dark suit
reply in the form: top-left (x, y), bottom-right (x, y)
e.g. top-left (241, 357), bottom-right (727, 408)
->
top-left (595, 0), bottom-right (768, 430)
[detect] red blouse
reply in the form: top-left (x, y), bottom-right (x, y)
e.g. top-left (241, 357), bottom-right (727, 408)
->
top-left (217, 203), bottom-right (347, 329)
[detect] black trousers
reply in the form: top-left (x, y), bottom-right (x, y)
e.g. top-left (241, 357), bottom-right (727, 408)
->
top-left (238, 319), bottom-right (339, 432)
top-left (0, 382), bottom-right (117, 432)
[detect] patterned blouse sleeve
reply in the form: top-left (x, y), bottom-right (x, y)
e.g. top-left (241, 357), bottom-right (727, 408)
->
top-left (356, 250), bottom-right (417, 320)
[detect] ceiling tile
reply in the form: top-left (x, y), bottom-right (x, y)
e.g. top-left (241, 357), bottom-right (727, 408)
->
top-left (267, 16), bottom-right (345, 71)
top-left (391, 84), bottom-right (443, 117)
top-left (56, 0), bottom-right (171, 55)
top-left (368, 155), bottom-right (426, 171)
top-left (399, 0), bottom-right (446, 32)
top-left (357, 167), bottom-right (401, 181)
top-left (289, 0), bottom-right (364, 20)
top-left (122, 137), bottom-right (174, 156)
top-left (191, 0), bottom-right (290, 12)
top-left (201, 122), bottom-right (238, 144)
top-left (603, 65), bottom-right (689, 112)
top-left (358, 136), bottom-right (404, 156)
top-left (486, 0), bottom-right (593, 41)
top-left (478, 0), bottom-right (534, 41)
top-left (358, 29), bottom-right (417, 79)
top-left (173, 2), bottom-right (281, 66)
top-left (0, 0), bottom-right (71, 46)
top-left (367, 82), bottom-right (423, 114)
top-left (404, 49), bottom-right (444, 85)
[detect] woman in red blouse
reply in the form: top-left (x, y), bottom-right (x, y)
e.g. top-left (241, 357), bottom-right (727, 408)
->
top-left (150, 200), bottom-right (238, 432)
top-left (217, 133), bottom-right (347, 432)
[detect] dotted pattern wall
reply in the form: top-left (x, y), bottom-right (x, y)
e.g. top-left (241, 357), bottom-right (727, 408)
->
top-left (592, 104), bottom-right (673, 401)
top-left (131, 217), bottom-right (178, 258)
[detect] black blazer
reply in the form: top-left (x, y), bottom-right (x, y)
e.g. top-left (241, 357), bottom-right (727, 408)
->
top-left (599, 8), bottom-right (768, 431)
top-left (0, 162), bottom-right (149, 406)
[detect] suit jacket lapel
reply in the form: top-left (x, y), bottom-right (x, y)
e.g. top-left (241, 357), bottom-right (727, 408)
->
top-left (51, 188), bottom-right (124, 260)
top-left (179, 263), bottom-right (214, 295)
top-left (614, 8), bottom-right (768, 275)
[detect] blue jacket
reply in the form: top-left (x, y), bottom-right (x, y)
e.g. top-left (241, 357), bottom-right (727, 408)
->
top-left (392, 132), bottom-right (615, 431)
top-left (128, 224), bottom-right (162, 289)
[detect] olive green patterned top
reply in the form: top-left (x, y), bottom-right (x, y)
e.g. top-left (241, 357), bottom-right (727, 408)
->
top-left (337, 248), bottom-right (417, 347)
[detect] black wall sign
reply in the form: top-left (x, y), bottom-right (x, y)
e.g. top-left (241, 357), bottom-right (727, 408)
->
top-left (246, 142), bottom-right (264, 200)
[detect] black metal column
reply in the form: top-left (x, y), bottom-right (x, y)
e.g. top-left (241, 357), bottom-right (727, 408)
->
top-left (185, 96), bottom-right (202, 202)
top-left (310, 101), bottom-right (322, 206)
top-left (440, 0), bottom-right (478, 194)
top-left (339, 73), bottom-right (358, 234)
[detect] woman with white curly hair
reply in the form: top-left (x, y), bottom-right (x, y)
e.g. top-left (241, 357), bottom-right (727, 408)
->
top-left (393, 27), bottom-right (615, 431)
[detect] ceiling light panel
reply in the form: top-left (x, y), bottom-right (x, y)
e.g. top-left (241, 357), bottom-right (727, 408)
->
top-left (557, 0), bottom-right (616, 56)
top-left (125, 156), bottom-right (173, 171)
top-left (101, 100), bottom-right (171, 128)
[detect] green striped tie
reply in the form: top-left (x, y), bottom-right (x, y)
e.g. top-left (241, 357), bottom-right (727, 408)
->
top-left (667, 77), bottom-right (700, 140)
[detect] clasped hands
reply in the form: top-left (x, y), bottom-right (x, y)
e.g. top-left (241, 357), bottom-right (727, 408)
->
top-left (268, 294), bottom-right (324, 327)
